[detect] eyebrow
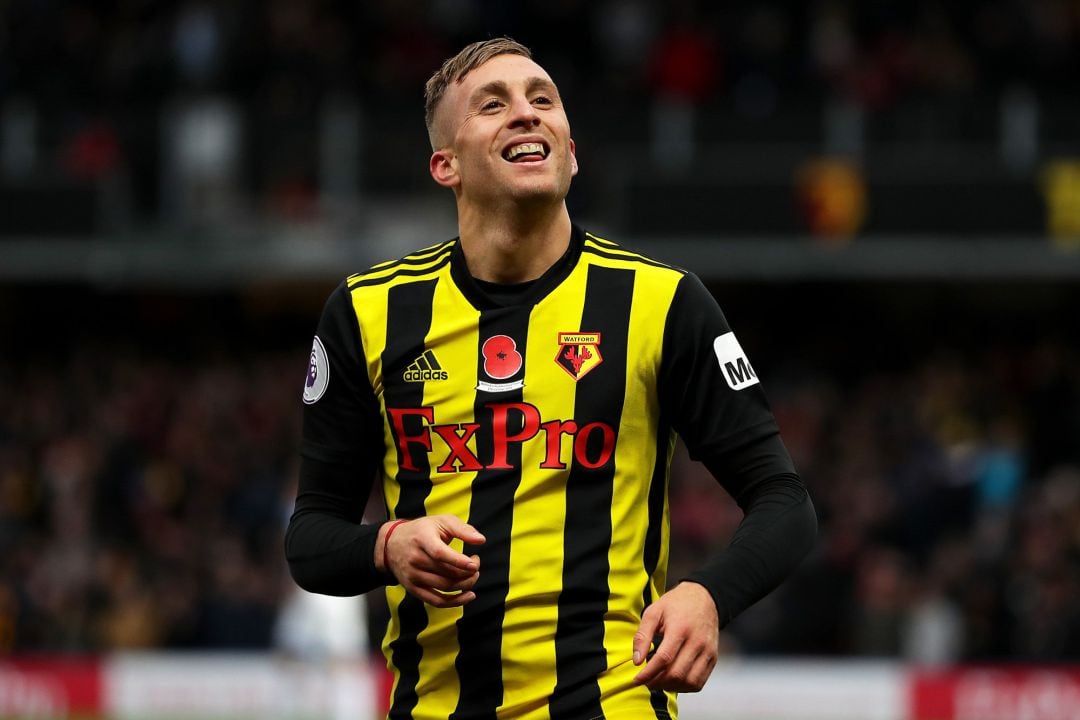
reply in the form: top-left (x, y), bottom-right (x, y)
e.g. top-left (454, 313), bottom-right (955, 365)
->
top-left (469, 77), bottom-right (558, 103)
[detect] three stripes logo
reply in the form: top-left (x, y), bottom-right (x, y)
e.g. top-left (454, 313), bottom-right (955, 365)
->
top-left (404, 350), bottom-right (449, 382)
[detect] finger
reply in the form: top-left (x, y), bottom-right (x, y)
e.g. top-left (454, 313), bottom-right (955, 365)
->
top-left (422, 541), bottom-right (480, 573)
top-left (656, 651), bottom-right (713, 693)
top-left (438, 515), bottom-right (487, 546)
top-left (681, 651), bottom-right (717, 692)
top-left (409, 568), bottom-right (480, 594)
top-left (633, 606), bottom-right (661, 666)
top-left (413, 551), bottom-right (478, 579)
top-left (635, 633), bottom-right (684, 688)
top-left (658, 639), bottom-right (700, 691)
top-left (452, 563), bottom-right (480, 591)
top-left (408, 584), bottom-right (477, 608)
top-left (433, 553), bottom-right (482, 582)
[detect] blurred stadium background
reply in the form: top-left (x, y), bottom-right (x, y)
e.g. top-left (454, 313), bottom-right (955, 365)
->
top-left (2, 1), bottom-right (1080, 718)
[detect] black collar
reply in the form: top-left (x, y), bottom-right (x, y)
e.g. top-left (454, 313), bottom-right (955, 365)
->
top-left (449, 224), bottom-right (585, 310)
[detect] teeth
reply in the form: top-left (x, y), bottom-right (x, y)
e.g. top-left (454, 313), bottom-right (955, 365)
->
top-left (506, 142), bottom-right (546, 160)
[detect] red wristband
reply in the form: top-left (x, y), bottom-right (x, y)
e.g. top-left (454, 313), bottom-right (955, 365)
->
top-left (382, 519), bottom-right (410, 574)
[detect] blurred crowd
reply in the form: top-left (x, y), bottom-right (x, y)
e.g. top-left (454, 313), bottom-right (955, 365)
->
top-left (0, 344), bottom-right (301, 651)
top-left (2, 0), bottom-right (1079, 224)
top-left (692, 336), bottom-right (1080, 662)
top-left (1, 302), bottom-right (1078, 663)
top-left (6, 0), bottom-right (1078, 114)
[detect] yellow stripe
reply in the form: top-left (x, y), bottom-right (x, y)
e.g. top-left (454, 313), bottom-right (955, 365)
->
top-left (348, 282), bottom-right (391, 438)
top-left (409, 270), bottom-right (481, 718)
top-left (349, 279), bottom-right (408, 690)
top-left (351, 242), bottom-right (455, 285)
top-left (346, 241), bottom-right (454, 284)
top-left (584, 234), bottom-right (678, 272)
top-left (629, 265), bottom-right (678, 611)
top-left (584, 232), bottom-right (636, 255)
top-left (371, 240), bottom-right (455, 270)
top-left (583, 231), bottom-right (618, 246)
top-left (595, 260), bottom-right (679, 717)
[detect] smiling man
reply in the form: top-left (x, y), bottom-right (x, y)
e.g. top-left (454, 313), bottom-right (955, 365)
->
top-left (286, 38), bottom-right (817, 720)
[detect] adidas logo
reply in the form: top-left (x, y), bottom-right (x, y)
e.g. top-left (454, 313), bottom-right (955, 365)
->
top-left (404, 350), bottom-right (448, 382)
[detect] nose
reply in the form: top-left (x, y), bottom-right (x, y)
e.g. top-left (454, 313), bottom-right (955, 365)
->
top-left (507, 95), bottom-right (540, 129)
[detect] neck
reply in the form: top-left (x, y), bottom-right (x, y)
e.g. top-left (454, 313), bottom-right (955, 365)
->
top-left (456, 202), bottom-right (572, 284)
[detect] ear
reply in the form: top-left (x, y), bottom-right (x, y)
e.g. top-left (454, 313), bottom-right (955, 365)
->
top-left (569, 138), bottom-right (579, 177)
top-left (430, 149), bottom-right (460, 189)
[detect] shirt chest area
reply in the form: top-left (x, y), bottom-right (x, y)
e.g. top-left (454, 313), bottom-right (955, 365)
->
top-left (375, 303), bottom-right (618, 476)
top-left (378, 303), bottom-right (609, 414)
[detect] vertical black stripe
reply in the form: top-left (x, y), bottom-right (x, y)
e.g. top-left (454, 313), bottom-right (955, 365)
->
top-left (451, 306), bottom-right (531, 720)
top-left (550, 266), bottom-right (635, 720)
top-left (644, 420), bottom-right (673, 718)
top-left (384, 279), bottom-right (438, 720)
top-left (641, 419), bottom-right (671, 608)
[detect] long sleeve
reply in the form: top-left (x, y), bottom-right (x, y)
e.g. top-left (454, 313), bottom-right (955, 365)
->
top-left (285, 454), bottom-right (392, 595)
top-left (285, 281), bottom-right (390, 595)
top-left (658, 271), bottom-right (816, 625)
top-left (685, 437), bottom-right (817, 626)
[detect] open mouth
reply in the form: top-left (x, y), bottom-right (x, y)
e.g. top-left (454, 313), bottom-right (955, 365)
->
top-left (502, 141), bottom-right (549, 163)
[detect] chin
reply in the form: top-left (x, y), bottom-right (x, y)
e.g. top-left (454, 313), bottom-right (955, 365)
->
top-left (505, 176), bottom-right (571, 203)
top-left (505, 188), bottom-right (566, 208)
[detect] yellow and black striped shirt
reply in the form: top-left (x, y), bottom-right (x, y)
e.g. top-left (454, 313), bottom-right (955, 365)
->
top-left (297, 225), bottom-right (787, 720)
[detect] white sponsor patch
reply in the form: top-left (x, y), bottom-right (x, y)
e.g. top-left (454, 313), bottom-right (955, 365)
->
top-left (713, 332), bottom-right (759, 391)
top-left (303, 336), bottom-right (330, 404)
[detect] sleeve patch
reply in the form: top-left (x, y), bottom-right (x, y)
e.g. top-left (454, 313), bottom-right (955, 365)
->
top-left (303, 336), bottom-right (330, 404)
top-left (713, 332), bottom-right (759, 391)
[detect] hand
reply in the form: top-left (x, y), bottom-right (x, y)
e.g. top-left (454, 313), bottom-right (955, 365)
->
top-left (632, 582), bottom-right (720, 692)
top-left (377, 514), bottom-right (485, 608)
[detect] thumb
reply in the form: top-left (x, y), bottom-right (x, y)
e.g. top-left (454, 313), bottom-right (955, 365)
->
top-left (633, 604), bottom-right (661, 666)
top-left (440, 515), bottom-right (486, 545)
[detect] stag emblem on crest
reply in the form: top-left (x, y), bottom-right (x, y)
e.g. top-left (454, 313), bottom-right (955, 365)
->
top-left (555, 332), bottom-right (603, 381)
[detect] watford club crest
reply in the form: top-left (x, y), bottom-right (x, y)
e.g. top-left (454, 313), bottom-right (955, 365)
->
top-left (555, 332), bottom-right (603, 381)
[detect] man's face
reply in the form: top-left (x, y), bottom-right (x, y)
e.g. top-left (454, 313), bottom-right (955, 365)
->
top-left (430, 53), bottom-right (578, 207)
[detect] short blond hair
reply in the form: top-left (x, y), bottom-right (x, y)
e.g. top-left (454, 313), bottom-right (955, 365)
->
top-left (424, 37), bottom-right (533, 147)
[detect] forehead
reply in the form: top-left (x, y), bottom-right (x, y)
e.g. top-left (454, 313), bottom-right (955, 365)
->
top-left (453, 53), bottom-right (556, 101)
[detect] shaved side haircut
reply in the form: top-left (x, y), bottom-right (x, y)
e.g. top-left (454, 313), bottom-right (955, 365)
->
top-left (424, 37), bottom-right (532, 149)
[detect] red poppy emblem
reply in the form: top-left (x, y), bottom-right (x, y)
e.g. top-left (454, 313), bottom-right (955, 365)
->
top-left (482, 335), bottom-right (522, 379)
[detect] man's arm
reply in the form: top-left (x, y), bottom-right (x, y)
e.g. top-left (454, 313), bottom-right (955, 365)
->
top-left (286, 281), bottom-right (484, 605)
top-left (633, 436), bottom-right (817, 690)
top-left (285, 455), bottom-right (386, 595)
top-left (636, 272), bottom-right (817, 691)
top-left (285, 456), bottom-right (487, 603)
top-left (286, 281), bottom-right (390, 595)
top-left (688, 436), bottom-right (818, 627)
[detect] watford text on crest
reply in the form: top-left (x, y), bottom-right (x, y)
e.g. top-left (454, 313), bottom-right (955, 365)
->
top-left (555, 332), bottom-right (603, 381)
